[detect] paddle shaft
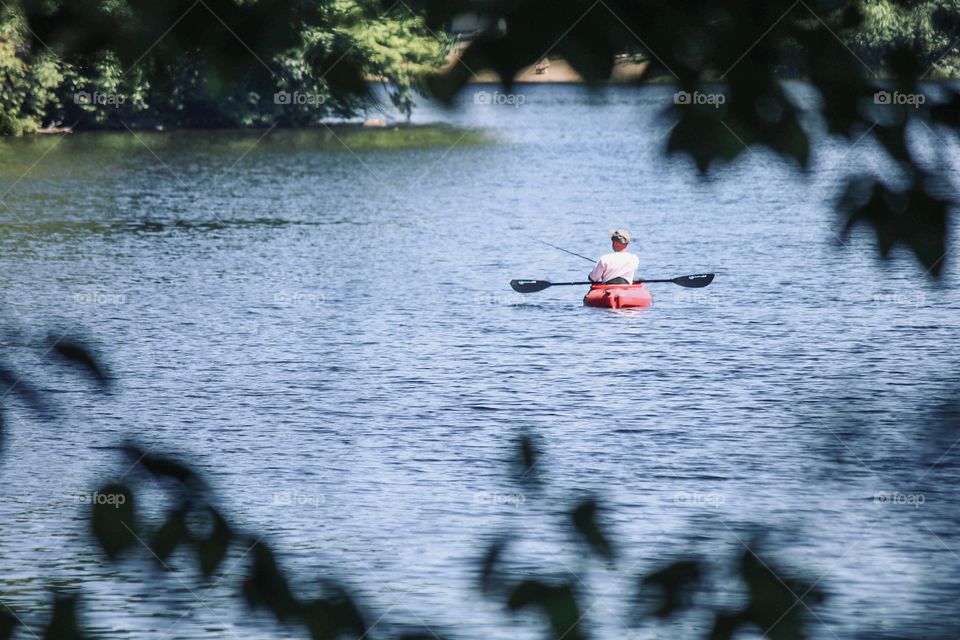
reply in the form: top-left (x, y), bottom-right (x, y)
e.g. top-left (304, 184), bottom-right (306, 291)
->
top-left (534, 280), bottom-right (668, 286)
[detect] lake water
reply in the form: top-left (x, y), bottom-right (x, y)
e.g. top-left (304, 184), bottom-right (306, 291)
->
top-left (1, 84), bottom-right (959, 639)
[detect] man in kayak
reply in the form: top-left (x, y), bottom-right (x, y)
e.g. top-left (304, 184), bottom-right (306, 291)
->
top-left (588, 229), bottom-right (639, 284)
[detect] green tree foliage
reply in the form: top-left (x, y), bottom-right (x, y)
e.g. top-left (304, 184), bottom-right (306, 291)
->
top-left (0, 7), bottom-right (64, 134)
top-left (850, 0), bottom-right (960, 76)
top-left (332, 0), bottom-right (453, 117)
top-left (0, 0), bottom-right (447, 132)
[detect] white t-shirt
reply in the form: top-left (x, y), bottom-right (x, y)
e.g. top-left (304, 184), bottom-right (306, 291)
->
top-left (588, 251), bottom-right (639, 283)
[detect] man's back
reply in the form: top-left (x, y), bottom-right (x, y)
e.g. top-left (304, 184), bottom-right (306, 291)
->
top-left (589, 251), bottom-right (639, 283)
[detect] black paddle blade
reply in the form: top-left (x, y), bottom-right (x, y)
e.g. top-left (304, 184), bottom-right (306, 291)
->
top-left (510, 279), bottom-right (552, 293)
top-left (671, 274), bottom-right (714, 288)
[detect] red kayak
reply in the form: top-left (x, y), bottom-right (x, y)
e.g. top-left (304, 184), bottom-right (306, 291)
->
top-left (583, 283), bottom-right (653, 309)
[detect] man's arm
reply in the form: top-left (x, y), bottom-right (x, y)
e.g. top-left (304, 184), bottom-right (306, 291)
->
top-left (588, 259), bottom-right (604, 283)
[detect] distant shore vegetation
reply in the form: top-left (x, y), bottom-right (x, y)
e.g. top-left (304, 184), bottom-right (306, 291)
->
top-left (0, 0), bottom-right (958, 135)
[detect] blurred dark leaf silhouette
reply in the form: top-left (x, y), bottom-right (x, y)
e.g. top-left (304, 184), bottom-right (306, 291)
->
top-left (48, 336), bottom-right (111, 388)
top-left (639, 558), bottom-right (702, 618)
top-left (195, 506), bottom-right (231, 577)
top-left (516, 431), bottom-right (540, 481)
top-left (479, 537), bottom-right (508, 593)
top-left (42, 594), bottom-right (89, 640)
top-left (710, 543), bottom-right (824, 640)
top-left (839, 176), bottom-right (950, 275)
top-left (149, 508), bottom-right (187, 566)
top-left (1, 330), bottom-right (111, 510)
top-left (300, 585), bottom-right (367, 640)
top-left (0, 364), bottom-right (53, 419)
top-left (0, 604), bottom-right (17, 640)
top-left (508, 580), bottom-right (586, 640)
top-left (571, 498), bottom-right (615, 561)
top-left (91, 482), bottom-right (137, 559)
top-left (243, 541), bottom-right (302, 623)
top-left (120, 443), bottom-right (201, 487)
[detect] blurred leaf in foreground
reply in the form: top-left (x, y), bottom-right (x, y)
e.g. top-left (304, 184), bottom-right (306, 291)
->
top-left (120, 443), bottom-right (200, 486)
top-left (150, 509), bottom-right (187, 566)
top-left (301, 585), bottom-right (367, 640)
top-left (91, 482), bottom-right (136, 559)
top-left (639, 558), bottom-right (702, 618)
top-left (711, 542), bottom-right (824, 640)
top-left (48, 336), bottom-right (111, 388)
top-left (0, 363), bottom-right (53, 419)
top-left (479, 537), bottom-right (508, 593)
top-left (839, 176), bottom-right (950, 276)
top-left (0, 603), bottom-right (17, 640)
top-left (243, 541), bottom-right (300, 622)
top-left (515, 431), bottom-right (540, 482)
top-left (508, 580), bottom-right (585, 640)
top-left (195, 506), bottom-right (231, 577)
top-left (42, 593), bottom-right (89, 640)
top-left (571, 498), bottom-right (614, 561)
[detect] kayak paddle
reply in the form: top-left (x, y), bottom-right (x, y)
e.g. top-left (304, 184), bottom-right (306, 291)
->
top-left (510, 274), bottom-right (715, 294)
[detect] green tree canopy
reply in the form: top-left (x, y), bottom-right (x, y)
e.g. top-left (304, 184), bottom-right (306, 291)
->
top-left (0, 0), bottom-right (448, 133)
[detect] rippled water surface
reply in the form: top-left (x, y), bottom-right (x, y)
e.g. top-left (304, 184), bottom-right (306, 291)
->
top-left (1, 85), bottom-right (959, 639)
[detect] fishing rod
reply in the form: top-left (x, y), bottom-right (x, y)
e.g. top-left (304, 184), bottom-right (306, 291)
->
top-left (528, 237), bottom-right (595, 263)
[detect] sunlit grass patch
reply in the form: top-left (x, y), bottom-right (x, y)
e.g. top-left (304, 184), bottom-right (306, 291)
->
top-left (300, 123), bottom-right (494, 151)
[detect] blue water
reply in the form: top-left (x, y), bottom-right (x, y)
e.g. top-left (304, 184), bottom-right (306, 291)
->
top-left (1, 84), bottom-right (958, 639)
